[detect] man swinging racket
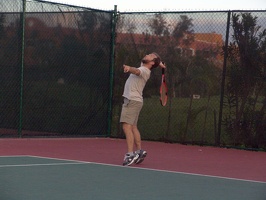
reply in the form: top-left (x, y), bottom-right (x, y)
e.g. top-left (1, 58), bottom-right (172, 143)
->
top-left (120, 52), bottom-right (166, 166)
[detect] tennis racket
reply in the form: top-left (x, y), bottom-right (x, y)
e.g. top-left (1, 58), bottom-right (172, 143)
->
top-left (160, 67), bottom-right (168, 106)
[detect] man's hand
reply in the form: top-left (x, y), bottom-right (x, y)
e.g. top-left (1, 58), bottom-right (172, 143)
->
top-left (159, 61), bottom-right (166, 68)
top-left (123, 65), bottom-right (130, 73)
top-left (123, 65), bottom-right (140, 76)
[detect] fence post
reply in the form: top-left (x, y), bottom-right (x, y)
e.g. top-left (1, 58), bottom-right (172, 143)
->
top-left (107, 5), bottom-right (118, 137)
top-left (18, 0), bottom-right (26, 138)
top-left (217, 11), bottom-right (231, 145)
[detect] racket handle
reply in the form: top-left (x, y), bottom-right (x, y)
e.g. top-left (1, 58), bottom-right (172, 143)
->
top-left (162, 68), bottom-right (165, 74)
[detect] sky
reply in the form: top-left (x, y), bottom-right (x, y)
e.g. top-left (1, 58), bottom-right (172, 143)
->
top-left (45, 0), bottom-right (266, 11)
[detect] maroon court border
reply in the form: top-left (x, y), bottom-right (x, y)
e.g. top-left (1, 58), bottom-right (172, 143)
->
top-left (0, 138), bottom-right (265, 182)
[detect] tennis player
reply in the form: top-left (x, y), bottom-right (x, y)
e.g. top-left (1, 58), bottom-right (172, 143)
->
top-left (120, 52), bottom-right (166, 166)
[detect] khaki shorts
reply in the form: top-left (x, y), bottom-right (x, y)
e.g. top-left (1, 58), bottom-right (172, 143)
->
top-left (120, 98), bottom-right (143, 125)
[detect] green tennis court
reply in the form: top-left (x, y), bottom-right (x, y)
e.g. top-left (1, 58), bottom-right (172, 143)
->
top-left (1, 155), bottom-right (265, 200)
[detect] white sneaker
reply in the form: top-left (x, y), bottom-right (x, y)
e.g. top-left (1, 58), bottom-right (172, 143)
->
top-left (135, 150), bottom-right (147, 164)
top-left (122, 153), bottom-right (139, 166)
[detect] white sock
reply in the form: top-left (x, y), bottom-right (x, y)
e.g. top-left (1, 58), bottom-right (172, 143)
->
top-left (127, 152), bottom-right (134, 156)
top-left (135, 150), bottom-right (141, 154)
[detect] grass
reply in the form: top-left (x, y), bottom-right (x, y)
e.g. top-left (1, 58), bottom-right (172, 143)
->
top-left (112, 96), bottom-right (222, 145)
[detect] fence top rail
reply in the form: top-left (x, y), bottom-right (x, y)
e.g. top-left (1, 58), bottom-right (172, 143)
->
top-left (33, 0), bottom-right (114, 13)
top-left (119, 9), bottom-right (266, 15)
top-left (1, 0), bottom-right (265, 14)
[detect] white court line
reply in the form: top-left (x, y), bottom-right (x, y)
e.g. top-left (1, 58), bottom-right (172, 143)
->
top-left (28, 155), bottom-right (266, 184)
top-left (28, 155), bottom-right (88, 163)
top-left (0, 162), bottom-right (87, 168)
top-left (91, 162), bottom-right (266, 184)
top-left (0, 155), bottom-right (27, 158)
top-left (1, 155), bottom-right (266, 184)
top-left (0, 155), bottom-right (88, 168)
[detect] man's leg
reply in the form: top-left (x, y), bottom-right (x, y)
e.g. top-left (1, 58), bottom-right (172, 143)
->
top-left (122, 122), bottom-right (134, 153)
top-left (132, 125), bottom-right (147, 164)
top-left (132, 125), bottom-right (141, 150)
top-left (122, 122), bottom-right (139, 166)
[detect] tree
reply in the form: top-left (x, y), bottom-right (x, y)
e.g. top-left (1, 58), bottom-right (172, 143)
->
top-left (149, 15), bottom-right (195, 98)
top-left (148, 14), bottom-right (195, 141)
top-left (78, 11), bottom-right (111, 53)
top-left (223, 13), bottom-right (266, 148)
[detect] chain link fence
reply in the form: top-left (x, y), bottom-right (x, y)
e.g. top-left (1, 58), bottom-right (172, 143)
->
top-left (112, 10), bottom-right (266, 150)
top-left (0, 0), bottom-right (113, 137)
top-left (0, 1), bottom-right (265, 149)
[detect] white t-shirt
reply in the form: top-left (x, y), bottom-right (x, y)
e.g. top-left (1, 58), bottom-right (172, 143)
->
top-left (122, 66), bottom-right (151, 102)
